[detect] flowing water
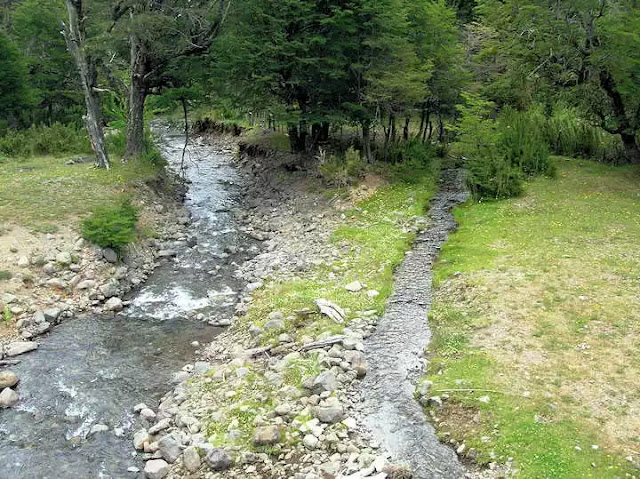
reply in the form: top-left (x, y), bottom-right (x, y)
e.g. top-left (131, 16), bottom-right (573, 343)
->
top-left (360, 169), bottom-right (469, 479)
top-left (0, 123), bottom-right (249, 479)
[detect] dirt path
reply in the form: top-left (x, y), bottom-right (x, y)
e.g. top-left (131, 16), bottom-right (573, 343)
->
top-left (359, 168), bottom-right (469, 478)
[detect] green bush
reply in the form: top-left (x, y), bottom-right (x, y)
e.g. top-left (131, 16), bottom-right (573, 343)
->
top-left (82, 199), bottom-right (138, 251)
top-left (544, 105), bottom-right (624, 163)
top-left (500, 106), bottom-right (553, 176)
top-left (384, 139), bottom-right (436, 165)
top-left (0, 122), bottom-right (90, 157)
top-left (318, 146), bottom-right (365, 186)
top-left (466, 155), bottom-right (524, 199)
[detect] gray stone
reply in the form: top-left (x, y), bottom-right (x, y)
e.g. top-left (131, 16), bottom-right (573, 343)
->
top-left (1, 294), bottom-right (16, 304)
top-left (34, 321), bottom-right (51, 335)
top-left (56, 252), bottom-right (72, 266)
top-left (274, 403), bottom-right (292, 416)
top-left (140, 408), bottom-right (156, 421)
top-left (183, 445), bottom-right (201, 472)
top-left (205, 448), bottom-right (232, 471)
top-left (43, 308), bottom-right (61, 321)
top-left (313, 397), bottom-right (344, 424)
top-left (158, 435), bottom-right (182, 463)
top-left (103, 248), bottom-right (118, 264)
top-left (148, 418), bottom-right (172, 435)
top-left (105, 297), bottom-right (123, 312)
top-left (263, 319), bottom-right (284, 331)
top-left (5, 341), bottom-right (38, 357)
top-left (17, 256), bottom-right (29, 267)
top-left (312, 371), bottom-right (338, 394)
top-left (0, 387), bottom-right (19, 408)
top-left (133, 429), bottom-right (150, 450)
top-left (193, 361), bottom-right (212, 374)
top-left (46, 278), bottom-right (67, 290)
top-left (303, 434), bottom-right (319, 449)
top-left (345, 280), bottom-right (363, 292)
top-left (89, 424), bottom-right (109, 435)
top-left (143, 459), bottom-right (169, 479)
top-left (76, 279), bottom-right (97, 290)
top-left (42, 263), bottom-right (57, 275)
top-left (252, 426), bottom-right (281, 446)
top-left (100, 281), bottom-right (119, 298)
top-left (0, 371), bottom-right (19, 389)
top-left (33, 311), bottom-right (46, 324)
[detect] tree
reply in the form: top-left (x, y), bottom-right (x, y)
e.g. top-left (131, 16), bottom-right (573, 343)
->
top-left (63, 0), bottom-right (110, 169)
top-left (477, 0), bottom-right (640, 163)
top-left (108, 0), bottom-right (228, 159)
top-left (0, 32), bottom-right (32, 128)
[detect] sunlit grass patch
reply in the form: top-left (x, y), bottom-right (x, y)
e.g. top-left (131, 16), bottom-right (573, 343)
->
top-left (425, 158), bottom-right (640, 478)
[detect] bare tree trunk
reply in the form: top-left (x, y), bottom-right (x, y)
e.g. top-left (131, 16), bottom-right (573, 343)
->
top-left (125, 32), bottom-right (147, 160)
top-left (403, 117), bottom-right (410, 141)
top-left (63, 0), bottom-right (110, 169)
top-left (362, 121), bottom-right (372, 163)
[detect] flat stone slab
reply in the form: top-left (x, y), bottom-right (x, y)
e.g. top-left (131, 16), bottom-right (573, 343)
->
top-left (4, 341), bottom-right (38, 357)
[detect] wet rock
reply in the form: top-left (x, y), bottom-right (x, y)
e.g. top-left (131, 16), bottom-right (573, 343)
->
top-left (313, 397), bottom-right (344, 424)
top-left (105, 297), bottom-right (124, 312)
top-left (0, 371), bottom-right (19, 389)
top-left (100, 281), bottom-right (119, 298)
top-left (140, 408), bottom-right (157, 421)
top-left (158, 435), bottom-right (182, 463)
top-left (56, 252), bottom-right (72, 266)
top-left (205, 448), bottom-right (232, 471)
top-left (43, 308), bottom-right (61, 321)
top-left (103, 248), bottom-right (118, 264)
top-left (148, 418), bottom-right (172, 435)
top-left (252, 426), bottom-right (281, 446)
top-left (0, 387), bottom-right (19, 408)
top-left (5, 341), bottom-right (38, 357)
top-left (144, 459), bottom-right (169, 479)
top-left (183, 445), bottom-right (201, 472)
top-left (312, 371), bottom-right (338, 394)
top-left (89, 424), bottom-right (109, 435)
top-left (133, 429), bottom-right (150, 450)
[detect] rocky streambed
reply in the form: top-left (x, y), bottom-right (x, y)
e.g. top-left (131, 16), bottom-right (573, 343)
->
top-left (0, 123), bottom-right (254, 478)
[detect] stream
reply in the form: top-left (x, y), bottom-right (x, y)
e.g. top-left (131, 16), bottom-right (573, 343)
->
top-left (0, 123), bottom-right (249, 479)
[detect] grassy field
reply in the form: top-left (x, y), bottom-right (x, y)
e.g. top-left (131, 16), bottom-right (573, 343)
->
top-left (0, 155), bottom-right (161, 232)
top-left (424, 158), bottom-right (640, 478)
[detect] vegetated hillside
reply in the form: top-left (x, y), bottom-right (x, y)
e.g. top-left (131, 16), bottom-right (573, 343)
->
top-left (424, 158), bottom-right (640, 478)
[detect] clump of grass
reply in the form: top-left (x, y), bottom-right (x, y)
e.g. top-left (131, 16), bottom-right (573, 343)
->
top-left (2, 305), bottom-right (13, 322)
top-left (82, 199), bottom-right (138, 251)
top-left (318, 147), bottom-right (366, 186)
top-left (424, 159), bottom-right (640, 478)
top-left (0, 123), bottom-right (90, 158)
top-left (0, 270), bottom-right (11, 281)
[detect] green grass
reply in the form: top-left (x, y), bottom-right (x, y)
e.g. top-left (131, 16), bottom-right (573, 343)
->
top-left (0, 155), bottom-right (161, 230)
top-left (242, 165), bottom-right (438, 344)
top-left (425, 158), bottom-right (640, 478)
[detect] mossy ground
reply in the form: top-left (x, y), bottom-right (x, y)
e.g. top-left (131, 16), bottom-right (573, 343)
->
top-left (425, 158), bottom-right (640, 478)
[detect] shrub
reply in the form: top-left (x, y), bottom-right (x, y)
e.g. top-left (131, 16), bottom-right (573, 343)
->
top-left (384, 139), bottom-right (436, 165)
top-left (466, 154), bottom-right (524, 199)
top-left (318, 146), bottom-right (365, 186)
top-left (0, 122), bottom-right (90, 157)
top-left (82, 199), bottom-right (138, 251)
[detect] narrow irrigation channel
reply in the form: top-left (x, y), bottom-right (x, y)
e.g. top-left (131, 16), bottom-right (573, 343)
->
top-left (0, 123), bottom-right (251, 479)
top-left (360, 169), bottom-right (469, 479)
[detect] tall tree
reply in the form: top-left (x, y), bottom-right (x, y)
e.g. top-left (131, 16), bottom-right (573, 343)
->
top-left (477, 0), bottom-right (640, 163)
top-left (109, 0), bottom-right (228, 159)
top-left (0, 31), bottom-right (32, 128)
top-left (63, 0), bottom-right (110, 169)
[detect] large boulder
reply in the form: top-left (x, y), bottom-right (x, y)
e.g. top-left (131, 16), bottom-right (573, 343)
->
top-left (205, 448), bottom-right (232, 471)
top-left (182, 446), bottom-right (201, 472)
top-left (0, 371), bottom-right (18, 389)
top-left (105, 297), bottom-right (123, 312)
top-left (143, 459), bottom-right (169, 479)
top-left (313, 396), bottom-right (345, 424)
top-left (0, 388), bottom-right (19, 408)
top-left (5, 341), bottom-right (38, 357)
top-left (252, 426), bottom-right (281, 446)
top-left (56, 252), bottom-right (72, 266)
top-left (311, 371), bottom-right (338, 394)
top-left (158, 435), bottom-right (182, 463)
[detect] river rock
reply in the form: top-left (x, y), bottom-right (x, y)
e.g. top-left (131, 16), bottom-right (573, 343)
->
top-left (252, 426), bottom-right (281, 446)
top-left (76, 279), bottom-right (97, 290)
top-left (264, 318), bottom-right (284, 331)
top-left (89, 424), bottom-right (109, 435)
top-left (205, 448), bottom-right (232, 471)
top-left (140, 408), bottom-right (157, 421)
top-left (0, 371), bottom-right (19, 388)
top-left (100, 281), bottom-right (119, 298)
top-left (312, 371), bottom-right (338, 394)
top-left (149, 418), bottom-right (172, 435)
top-left (313, 397), bottom-right (344, 424)
top-left (56, 252), bottom-right (72, 266)
top-left (133, 429), bottom-right (150, 450)
top-left (46, 278), bottom-right (67, 290)
top-left (182, 445), bottom-right (201, 472)
top-left (43, 308), bottom-right (61, 321)
top-left (1, 293), bottom-right (16, 304)
top-left (158, 435), bottom-right (182, 463)
top-left (105, 297), bottom-right (123, 312)
top-left (103, 248), bottom-right (118, 264)
top-left (303, 434), bottom-right (319, 449)
top-left (144, 459), bottom-right (169, 479)
top-left (5, 341), bottom-right (38, 357)
top-left (17, 256), bottom-right (29, 267)
top-left (0, 387), bottom-right (19, 408)
top-left (345, 280), bottom-right (363, 292)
